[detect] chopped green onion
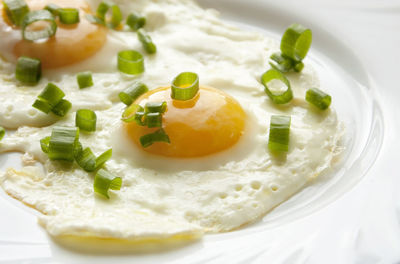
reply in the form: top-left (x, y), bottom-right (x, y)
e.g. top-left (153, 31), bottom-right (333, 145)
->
top-left (75, 147), bottom-right (96, 172)
top-left (22, 10), bottom-right (57, 41)
top-left (96, 0), bottom-right (122, 28)
top-left (140, 128), bottom-right (170, 148)
top-left (51, 99), bottom-right (72, 117)
top-left (269, 52), bottom-right (294, 73)
top-left (95, 149), bottom-right (112, 169)
top-left (171, 72), bottom-right (199, 101)
top-left (33, 82), bottom-right (65, 114)
top-left (36, 82), bottom-right (66, 105)
top-left (94, 169), bottom-right (121, 199)
top-left (3, 0), bottom-right (29, 26)
top-left (58, 8), bottom-right (79, 25)
top-left (47, 126), bottom-right (79, 162)
top-left (117, 50), bottom-right (144, 75)
top-left (121, 103), bottom-right (143, 123)
top-left (40, 136), bottom-right (50, 153)
top-left (0, 126), bottom-right (5, 141)
top-left (268, 115), bottom-right (291, 152)
top-left (137, 28), bottom-right (156, 54)
top-left (261, 69), bottom-right (293, 104)
top-left (145, 112), bottom-right (162, 128)
top-left (145, 101), bottom-right (167, 113)
top-left (77, 71), bottom-right (93, 89)
top-left (294, 61), bottom-right (304, 72)
top-left (44, 3), bottom-right (60, 16)
top-left (118, 82), bottom-right (148, 106)
top-left (76, 109), bottom-right (97, 132)
top-left (15, 56), bottom-right (41, 85)
top-left (126, 12), bottom-right (145, 30)
top-left (306, 88), bottom-right (331, 110)
top-left (134, 111), bottom-right (146, 126)
top-left (280, 23), bottom-right (312, 62)
top-left (33, 83), bottom-right (71, 116)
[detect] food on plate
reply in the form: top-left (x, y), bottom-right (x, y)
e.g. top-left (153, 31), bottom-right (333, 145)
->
top-left (0, 0), bottom-right (343, 246)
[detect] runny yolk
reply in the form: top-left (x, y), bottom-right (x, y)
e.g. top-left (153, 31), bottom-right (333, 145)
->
top-left (124, 86), bottom-right (246, 158)
top-left (5, 0), bottom-right (107, 69)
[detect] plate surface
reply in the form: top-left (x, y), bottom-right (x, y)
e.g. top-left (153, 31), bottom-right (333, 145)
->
top-left (1, 0), bottom-right (399, 263)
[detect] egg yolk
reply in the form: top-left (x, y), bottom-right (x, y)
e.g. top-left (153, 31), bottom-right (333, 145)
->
top-left (3, 0), bottom-right (107, 69)
top-left (125, 86), bottom-right (246, 158)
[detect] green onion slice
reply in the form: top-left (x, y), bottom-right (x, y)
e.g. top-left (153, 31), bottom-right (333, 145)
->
top-left (171, 72), bottom-right (199, 101)
top-left (95, 149), bottom-right (112, 169)
top-left (269, 52), bottom-right (294, 73)
top-left (40, 136), bottom-right (50, 153)
top-left (118, 82), bottom-right (148, 106)
top-left (51, 99), bottom-right (71, 117)
top-left (117, 50), bottom-right (145, 75)
top-left (94, 169), bottom-right (122, 199)
top-left (58, 8), bottom-right (80, 25)
top-left (137, 28), bottom-right (156, 54)
top-left (145, 112), bottom-right (162, 128)
top-left (75, 147), bottom-right (96, 172)
top-left (32, 82), bottom-right (65, 113)
top-left (76, 109), bottom-right (97, 132)
top-left (126, 12), bottom-right (145, 30)
top-left (140, 128), bottom-right (170, 148)
top-left (22, 10), bottom-right (57, 41)
top-left (280, 23), bottom-right (312, 62)
top-left (85, 14), bottom-right (104, 25)
top-left (16, 56), bottom-right (41, 85)
top-left (96, 0), bottom-right (122, 28)
top-left (306, 88), bottom-right (331, 110)
top-left (261, 69), bottom-right (293, 104)
top-left (145, 101), bottom-right (167, 113)
top-left (134, 111), bottom-right (146, 126)
top-left (121, 103), bottom-right (143, 123)
top-left (47, 126), bottom-right (79, 161)
top-left (44, 3), bottom-right (60, 16)
top-left (3, 0), bottom-right (29, 26)
top-left (77, 71), bottom-right (93, 89)
top-left (0, 126), bottom-right (5, 141)
top-left (268, 115), bottom-right (291, 152)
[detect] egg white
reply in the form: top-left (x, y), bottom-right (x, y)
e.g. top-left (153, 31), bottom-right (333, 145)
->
top-left (0, 0), bottom-right (343, 242)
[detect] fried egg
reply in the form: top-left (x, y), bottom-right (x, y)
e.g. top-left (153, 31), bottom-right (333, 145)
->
top-left (0, 0), bottom-right (343, 244)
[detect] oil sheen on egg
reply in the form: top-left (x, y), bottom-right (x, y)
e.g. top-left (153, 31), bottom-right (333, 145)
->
top-left (0, 0), bottom-right (343, 243)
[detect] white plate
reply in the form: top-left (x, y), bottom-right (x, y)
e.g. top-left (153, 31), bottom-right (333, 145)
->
top-left (1, 0), bottom-right (399, 263)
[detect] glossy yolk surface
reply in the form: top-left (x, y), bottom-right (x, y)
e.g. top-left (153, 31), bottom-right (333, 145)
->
top-left (125, 86), bottom-right (246, 158)
top-left (4, 0), bottom-right (107, 69)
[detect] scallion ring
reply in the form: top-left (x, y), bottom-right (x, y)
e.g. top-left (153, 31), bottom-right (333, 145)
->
top-left (268, 115), bottom-right (291, 152)
top-left (32, 82), bottom-right (65, 113)
top-left (40, 136), bottom-right (50, 153)
top-left (75, 147), bottom-right (96, 172)
top-left (77, 71), bottom-right (93, 89)
top-left (76, 109), bottom-right (97, 132)
top-left (145, 112), bottom-right (162, 128)
top-left (137, 28), bottom-right (156, 54)
top-left (94, 169), bottom-right (122, 199)
top-left (269, 52), bottom-right (294, 73)
top-left (3, 0), bottom-right (30, 26)
top-left (47, 126), bottom-right (79, 162)
top-left (118, 82), bottom-right (148, 106)
top-left (126, 12), bottom-right (145, 30)
top-left (121, 103), bottom-right (143, 123)
top-left (51, 99), bottom-right (72, 117)
top-left (261, 69), bottom-right (293, 104)
top-left (280, 23), bottom-right (312, 62)
top-left (171, 72), bottom-right (199, 101)
top-left (15, 56), bottom-right (41, 85)
top-left (145, 101), bottom-right (167, 114)
top-left (22, 10), bottom-right (57, 41)
top-left (305, 88), bottom-right (331, 110)
top-left (117, 50), bottom-right (144, 75)
top-left (58, 8), bottom-right (80, 25)
top-left (140, 128), bottom-right (170, 148)
top-left (96, 0), bottom-right (122, 28)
